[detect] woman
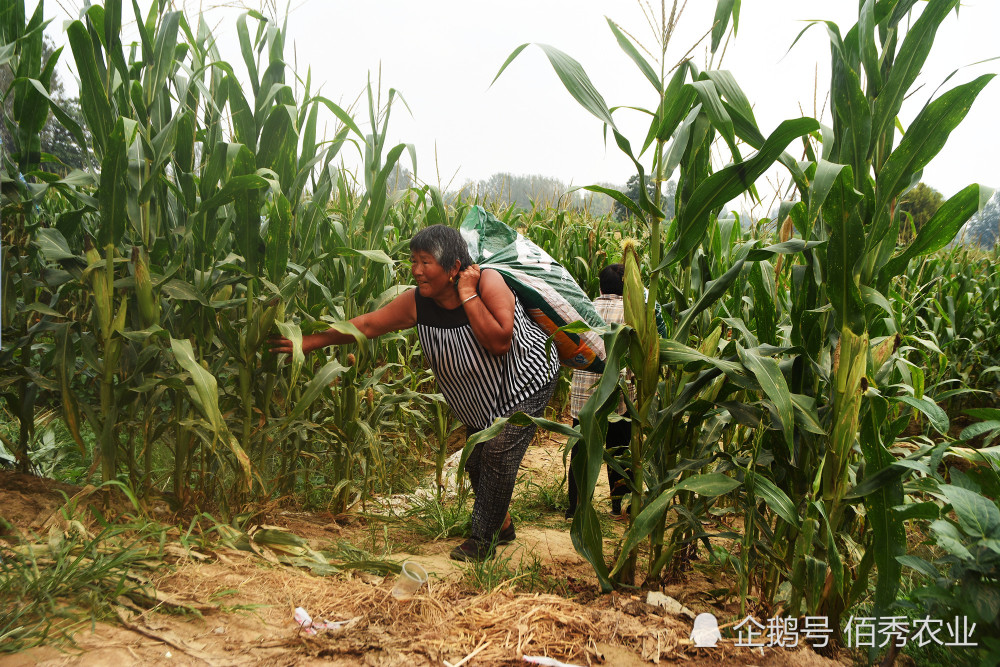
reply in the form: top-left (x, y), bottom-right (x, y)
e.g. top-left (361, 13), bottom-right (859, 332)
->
top-left (270, 225), bottom-right (559, 561)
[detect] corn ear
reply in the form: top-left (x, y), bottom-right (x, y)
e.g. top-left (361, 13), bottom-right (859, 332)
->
top-left (85, 237), bottom-right (112, 337)
top-left (253, 303), bottom-right (279, 350)
top-left (132, 246), bottom-right (159, 328)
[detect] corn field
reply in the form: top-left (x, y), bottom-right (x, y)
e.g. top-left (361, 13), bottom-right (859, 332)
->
top-left (2, 0), bottom-right (1000, 661)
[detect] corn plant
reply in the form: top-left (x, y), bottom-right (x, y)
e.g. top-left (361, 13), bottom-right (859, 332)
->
top-left (2, 0), bottom-right (447, 513)
top-left (492, 0), bottom-right (994, 640)
top-left (0, 0), bottom-right (85, 474)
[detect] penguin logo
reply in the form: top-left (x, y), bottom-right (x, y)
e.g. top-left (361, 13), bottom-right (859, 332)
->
top-left (691, 612), bottom-right (722, 648)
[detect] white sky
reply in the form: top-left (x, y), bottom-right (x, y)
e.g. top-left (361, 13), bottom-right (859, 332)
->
top-left (36, 0), bottom-right (1000, 202)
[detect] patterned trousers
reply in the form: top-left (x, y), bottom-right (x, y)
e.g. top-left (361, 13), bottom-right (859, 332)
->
top-left (464, 375), bottom-right (558, 543)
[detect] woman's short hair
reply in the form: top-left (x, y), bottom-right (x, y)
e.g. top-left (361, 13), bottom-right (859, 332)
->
top-left (410, 225), bottom-right (474, 272)
top-left (599, 263), bottom-right (625, 296)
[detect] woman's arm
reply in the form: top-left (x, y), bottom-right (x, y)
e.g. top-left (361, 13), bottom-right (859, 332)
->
top-left (270, 288), bottom-right (417, 355)
top-left (457, 266), bottom-right (514, 355)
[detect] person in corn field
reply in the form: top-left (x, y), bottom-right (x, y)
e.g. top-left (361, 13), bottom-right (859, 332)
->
top-left (565, 263), bottom-right (632, 520)
top-left (270, 224), bottom-right (559, 561)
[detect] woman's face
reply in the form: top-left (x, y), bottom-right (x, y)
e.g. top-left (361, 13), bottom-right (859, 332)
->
top-left (410, 250), bottom-right (456, 298)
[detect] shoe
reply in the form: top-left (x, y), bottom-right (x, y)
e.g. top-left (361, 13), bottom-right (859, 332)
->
top-left (449, 538), bottom-right (495, 562)
top-left (564, 509), bottom-right (575, 520)
top-left (497, 522), bottom-right (516, 544)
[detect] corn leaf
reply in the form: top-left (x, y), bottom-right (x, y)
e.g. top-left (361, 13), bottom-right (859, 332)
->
top-left (98, 120), bottom-right (130, 248)
top-left (607, 18), bottom-right (659, 92)
top-left (870, 0), bottom-right (959, 151)
top-left (67, 20), bottom-right (112, 157)
top-left (711, 0), bottom-right (737, 53)
top-left (746, 471), bottom-right (799, 527)
top-left (170, 338), bottom-right (252, 489)
top-left (824, 166), bottom-right (866, 334)
top-left (661, 117), bottom-right (818, 270)
top-left (492, 43), bottom-right (616, 130)
top-left (877, 74), bottom-right (995, 219)
top-left (896, 395), bottom-right (949, 435)
top-left (737, 345), bottom-right (794, 454)
top-left (283, 359), bottom-right (348, 422)
top-left (676, 472), bottom-right (740, 497)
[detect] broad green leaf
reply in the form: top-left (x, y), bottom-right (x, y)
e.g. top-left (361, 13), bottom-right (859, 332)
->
top-left (311, 96), bottom-right (365, 140)
top-left (930, 519), bottom-right (973, 560)
top-left (34, 228), bottom-right (76, 261)
top-left (160, 279), bottom-right (208, 304)
top-left (673, 257), bottom-right (745, 343)
top-left (236, 13), bottom-right (259, 98)
top-left (25, 79), bottom-right (85, 148)
top-left (580, 185), bottom-right (644, 221)
top-left (896, 555), bottom-right (939, 578)
top-left (650, 65), bottom-right (697, 152)
top-left (861, 285), bottom-right (894, 318)
top-left (883, 184), bottom-right (993, 277)
top-left (860, 397), bottom-right (905, 615)
top-left (659, 339), bottom-right (748, 386)
top-left (660, 104), bottom-right (700, 179)
top-left (940, 485), bottom-right (1000, 538)
top-left (806, 160), bottom-right (846, 233)
top-left (704, 70), bottom-right (756, 129)
top-left (676, 472), bottom-right (740, 497)
top-left (896, 395), bottom-right (949, 435)
top-left (231, 146), bottom-right (263, 276)
top-left (690, 79), bottom-right (738, 158)
top-left (146, 11), bottom-right (181, 108)
top-left (257, 103), bottom-right (298, 184)
top-left (960, 421), bottom-right (1000, 441)
top-left (830, 45), bottom-right (870, 180)
top-left (334, 247), bottom-right (393, 265)
top-left (858, 0), bottom-right (880, 90)
top-left (748, 261), bottom-right (776, 345)
top-left (610, 487), bottom-right (678, 578)
top-left (227, 75), bottom-right (257, 152)
top-left (576, 326), bottom-right (634, 589)
top-left (877, 74), bottom-right (995, 217)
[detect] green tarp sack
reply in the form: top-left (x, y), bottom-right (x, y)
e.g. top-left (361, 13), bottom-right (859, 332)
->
top-left (460, 206), bottom-right (606, 373)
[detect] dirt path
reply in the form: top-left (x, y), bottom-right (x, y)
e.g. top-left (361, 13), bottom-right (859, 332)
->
top-left (1, 432), bottom-right (849, 666)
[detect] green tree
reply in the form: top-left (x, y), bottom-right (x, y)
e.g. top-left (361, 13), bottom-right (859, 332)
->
top-left (897, 182), bottom-right (944, 242)
top-left (613, 174), bottom-right (675, 221)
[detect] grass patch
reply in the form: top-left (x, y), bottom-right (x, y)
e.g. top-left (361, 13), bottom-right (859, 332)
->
top-left (401, 493), bottom-right (472, 541)
top-left (0, 513), bottom-right (166, 653)
top-left (457, 542), bottom-right (565, 595)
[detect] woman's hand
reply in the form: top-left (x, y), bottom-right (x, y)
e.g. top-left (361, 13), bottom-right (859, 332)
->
top-left (268, 333), bottom-right (319, 356)
top-left (460, 267), bottom-right (515, 355)
top-left (457, 264), bottom-right (481, 301)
